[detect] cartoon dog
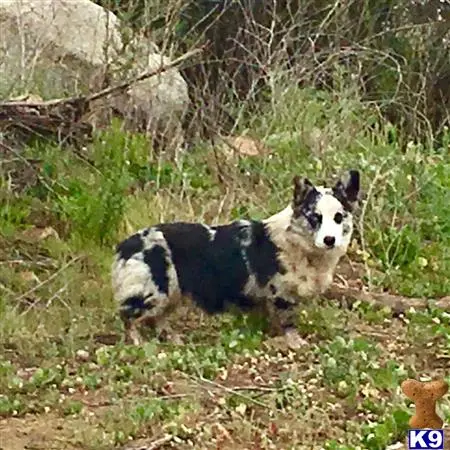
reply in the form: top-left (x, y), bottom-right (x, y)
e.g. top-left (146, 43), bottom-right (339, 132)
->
top-left (111, 170), bottom-right (360, 349)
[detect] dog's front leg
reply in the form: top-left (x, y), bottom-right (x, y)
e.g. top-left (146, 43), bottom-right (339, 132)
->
top-left (266, 297), bottom-right (306, 350)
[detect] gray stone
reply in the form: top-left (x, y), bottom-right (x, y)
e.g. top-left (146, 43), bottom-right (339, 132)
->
top-left (0, 0), bottom-right (189, 153)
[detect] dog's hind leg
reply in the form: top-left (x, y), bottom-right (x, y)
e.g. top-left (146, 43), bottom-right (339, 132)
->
top-left (119, 295), bottom-right (156, 345)
top-left (113, 235), bottom-right (182, 345)
top-left (120, 290), bottom-right (183, 345)
top-left (148, 292), bottom-right (185, 345)
top-left (265, 297), bottom-right (306, 350)
top-left (122, 315), bottom-right (145, 346)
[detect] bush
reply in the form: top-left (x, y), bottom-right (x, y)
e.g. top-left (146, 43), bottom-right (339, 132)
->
top-left (97, 0), bottom-right (450, 147)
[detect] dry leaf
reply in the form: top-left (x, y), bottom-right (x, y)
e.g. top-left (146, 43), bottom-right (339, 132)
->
top-left (221, 135), bottom-right (271, 158)
top-left (21, 226), bottom-right (59, 242)
top-left (20, 271), bottom-right (39, 282)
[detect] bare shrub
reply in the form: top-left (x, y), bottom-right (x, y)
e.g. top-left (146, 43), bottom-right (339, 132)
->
top-left (97, 0), bottom-right (450, 147)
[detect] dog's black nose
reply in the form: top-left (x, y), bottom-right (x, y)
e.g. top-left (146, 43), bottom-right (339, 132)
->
top-left (323, 236), bottom-right (336, 248)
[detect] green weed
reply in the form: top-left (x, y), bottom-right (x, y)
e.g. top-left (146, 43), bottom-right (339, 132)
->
top-left (1, 83), bottom-right (449, 448)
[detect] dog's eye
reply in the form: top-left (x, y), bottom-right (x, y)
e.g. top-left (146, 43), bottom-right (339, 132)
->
top-left (310, 213), bottom-right (322, 228)
top-left (334, 212), bottom-right (343, 224)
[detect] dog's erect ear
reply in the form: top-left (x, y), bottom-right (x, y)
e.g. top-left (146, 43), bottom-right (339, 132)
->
top-left (332, 170), bottom-right (360, 211)
top-left (292, 176), bottom-right (316, 208)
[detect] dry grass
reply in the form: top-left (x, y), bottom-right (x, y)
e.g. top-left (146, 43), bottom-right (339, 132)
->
top-left (1, 1), bottom-right (450, 449)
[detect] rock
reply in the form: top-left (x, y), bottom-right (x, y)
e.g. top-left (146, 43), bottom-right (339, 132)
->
top-left (0, 0), bottom-right (123, 89)
top-left (0, 0), bottom-right (189, 154)
top-left (106, 48), bottom-right (189, 156)
top-left (75, 349), bottom-right (90, 361)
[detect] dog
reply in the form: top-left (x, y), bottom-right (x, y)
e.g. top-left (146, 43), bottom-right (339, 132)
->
top-left (111, 170), bottom-right (360, 349)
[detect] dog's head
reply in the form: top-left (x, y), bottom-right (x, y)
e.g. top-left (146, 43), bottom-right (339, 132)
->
top-left (290, 170), bottom-right (360, 251)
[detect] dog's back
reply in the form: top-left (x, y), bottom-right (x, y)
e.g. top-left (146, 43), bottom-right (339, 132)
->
top-left (154, 221), bottom-right (254, 313)
top-left (112, 220), bottom-right (283, 328)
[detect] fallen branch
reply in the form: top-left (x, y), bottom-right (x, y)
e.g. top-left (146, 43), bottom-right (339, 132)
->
top-left (122, 434), bottom-right (174, 450)
top-left (323, 283), bottom-right (450, 315)
top-left (0, 47), bottom-right (204, 145)
top-left (81, 394), bottom-right (190, 409)
top-left (1, 47), bottom-right (204, 109)
top-left (87, 47), bottom-right (204, 104)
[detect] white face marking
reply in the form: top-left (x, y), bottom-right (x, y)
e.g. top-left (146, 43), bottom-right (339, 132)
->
top-left (264, 175), bottom-right (358, 254)
top-left (314, 193), bottom-right (352, 250)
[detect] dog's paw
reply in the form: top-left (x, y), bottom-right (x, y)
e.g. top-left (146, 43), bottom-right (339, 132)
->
top-left (169, 334), bottom-right (184, 345)
top-left (265, 330), bottom-right (308, 352)
top-left (284, 328), bottom-right (308, 350)
top-left (265, 335), bottom-right (289, 351)
top-left (158, 329), bottom-right (184, 345)
top-left (127, 327), bottom-right (144, 346)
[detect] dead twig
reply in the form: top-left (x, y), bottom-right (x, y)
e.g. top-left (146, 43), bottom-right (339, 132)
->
top-left (189, 375), bottom-right (271, 409)
top-left (86, 47), bottom-right (205, 104)
top-left (0, 47), bottom-right (204, 109)
top-left (228, 385), bottom-right (278, 392)
top-left (0, 140), bottom-right (59, 195)
top-left (14, 256), bottom-right (83, 313)
top-left (323, 283), bottom-right (450, 315)
top-left (122, 434), bottom-right (174, 450)
top-left (81, 394), bottom-right (189, 409)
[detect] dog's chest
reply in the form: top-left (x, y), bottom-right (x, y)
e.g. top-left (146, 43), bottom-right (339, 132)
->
top-left (278, 252), bottom-right (336, 298)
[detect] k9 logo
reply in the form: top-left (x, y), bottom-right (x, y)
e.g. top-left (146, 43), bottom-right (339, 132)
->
top-left (408, 429), bottom-right (444, 450)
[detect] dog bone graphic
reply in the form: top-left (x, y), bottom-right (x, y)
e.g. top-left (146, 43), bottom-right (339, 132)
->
top-left (401, 378), bottom-right (448, 429)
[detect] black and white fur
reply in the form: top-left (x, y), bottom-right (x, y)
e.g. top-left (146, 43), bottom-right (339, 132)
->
top-left (111, 170), bottom-right (360, 348)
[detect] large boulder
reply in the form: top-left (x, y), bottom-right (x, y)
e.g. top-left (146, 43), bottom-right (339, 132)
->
top-left (0, 0), bottom-right (189, 154)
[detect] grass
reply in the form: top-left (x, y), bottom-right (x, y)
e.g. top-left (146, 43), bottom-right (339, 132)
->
top-left (0, 84), bottom-right (449, 450)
